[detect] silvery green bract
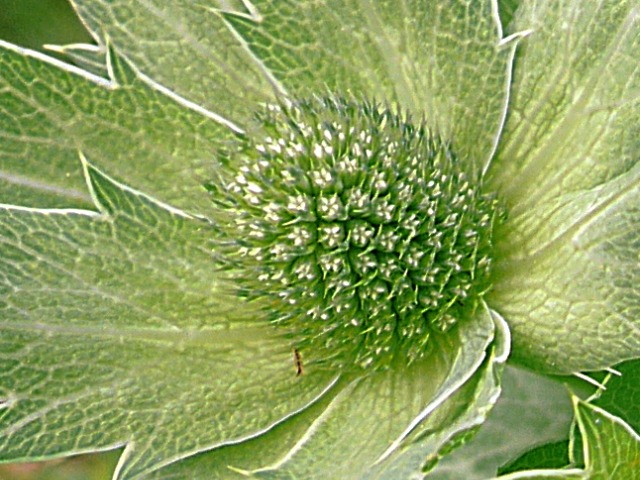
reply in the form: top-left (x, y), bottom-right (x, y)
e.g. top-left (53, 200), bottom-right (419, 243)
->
top-left (0, 1), bottom-right (638, 479)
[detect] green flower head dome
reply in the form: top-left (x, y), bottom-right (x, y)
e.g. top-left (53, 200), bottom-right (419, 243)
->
top-left (207, 96), bottom-right (501, 370)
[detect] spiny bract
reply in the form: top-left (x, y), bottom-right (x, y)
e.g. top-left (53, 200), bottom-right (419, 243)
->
top-left (207, 96), bottom-right (500, 370)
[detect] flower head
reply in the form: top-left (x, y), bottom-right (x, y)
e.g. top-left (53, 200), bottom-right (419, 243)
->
top-left (207, 96), bottom-right (500, 370)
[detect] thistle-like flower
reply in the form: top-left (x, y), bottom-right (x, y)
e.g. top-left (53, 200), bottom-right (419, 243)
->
top-left (0, 1), bottom-right (638, 479)
top-left (207, 96), bottom-right (500, 371)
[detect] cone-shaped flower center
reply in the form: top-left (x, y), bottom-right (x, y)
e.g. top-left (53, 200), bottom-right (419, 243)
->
top-left (208, 97), bottom-right (500, 370)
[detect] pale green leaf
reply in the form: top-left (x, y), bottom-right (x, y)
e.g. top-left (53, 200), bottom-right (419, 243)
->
top-left (221, 0), bottom-right (521, 173)
top-left (487, 0), bottom-right (640, 373)
top-left (69, 0), bottom-right (277, 123)
top-left (375, 308), bottom-right (510, 479)
top-left (574, 399), bottom-right (640, 479)
top-left (142, 303), bottom-right (504, 479)
top-left (0, 40), bottom-right (236, 212)
top-left (67, 0), bottom-right (523, 173)
top-left (490, 161), bottom-right (640, 372)
top-left (0, 160), bottom-right (338, 479)
top-left (489, 1), bottom-right (640, 201)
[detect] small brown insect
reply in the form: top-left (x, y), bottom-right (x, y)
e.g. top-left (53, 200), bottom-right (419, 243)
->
top-left (293, 348), bottom-right (303, 376)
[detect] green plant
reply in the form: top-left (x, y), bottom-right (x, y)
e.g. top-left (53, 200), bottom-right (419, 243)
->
top-left (1, 1), bottom-right (639, 478)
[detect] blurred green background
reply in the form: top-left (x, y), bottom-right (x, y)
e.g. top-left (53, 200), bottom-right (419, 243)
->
top-left (0, 1), bottom-right (117, 479)
top-left (0, 0), bottom-right (91, 51)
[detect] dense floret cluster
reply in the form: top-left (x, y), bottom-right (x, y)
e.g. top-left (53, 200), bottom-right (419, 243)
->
top-left (207, 97), bottom-right (499, 369)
